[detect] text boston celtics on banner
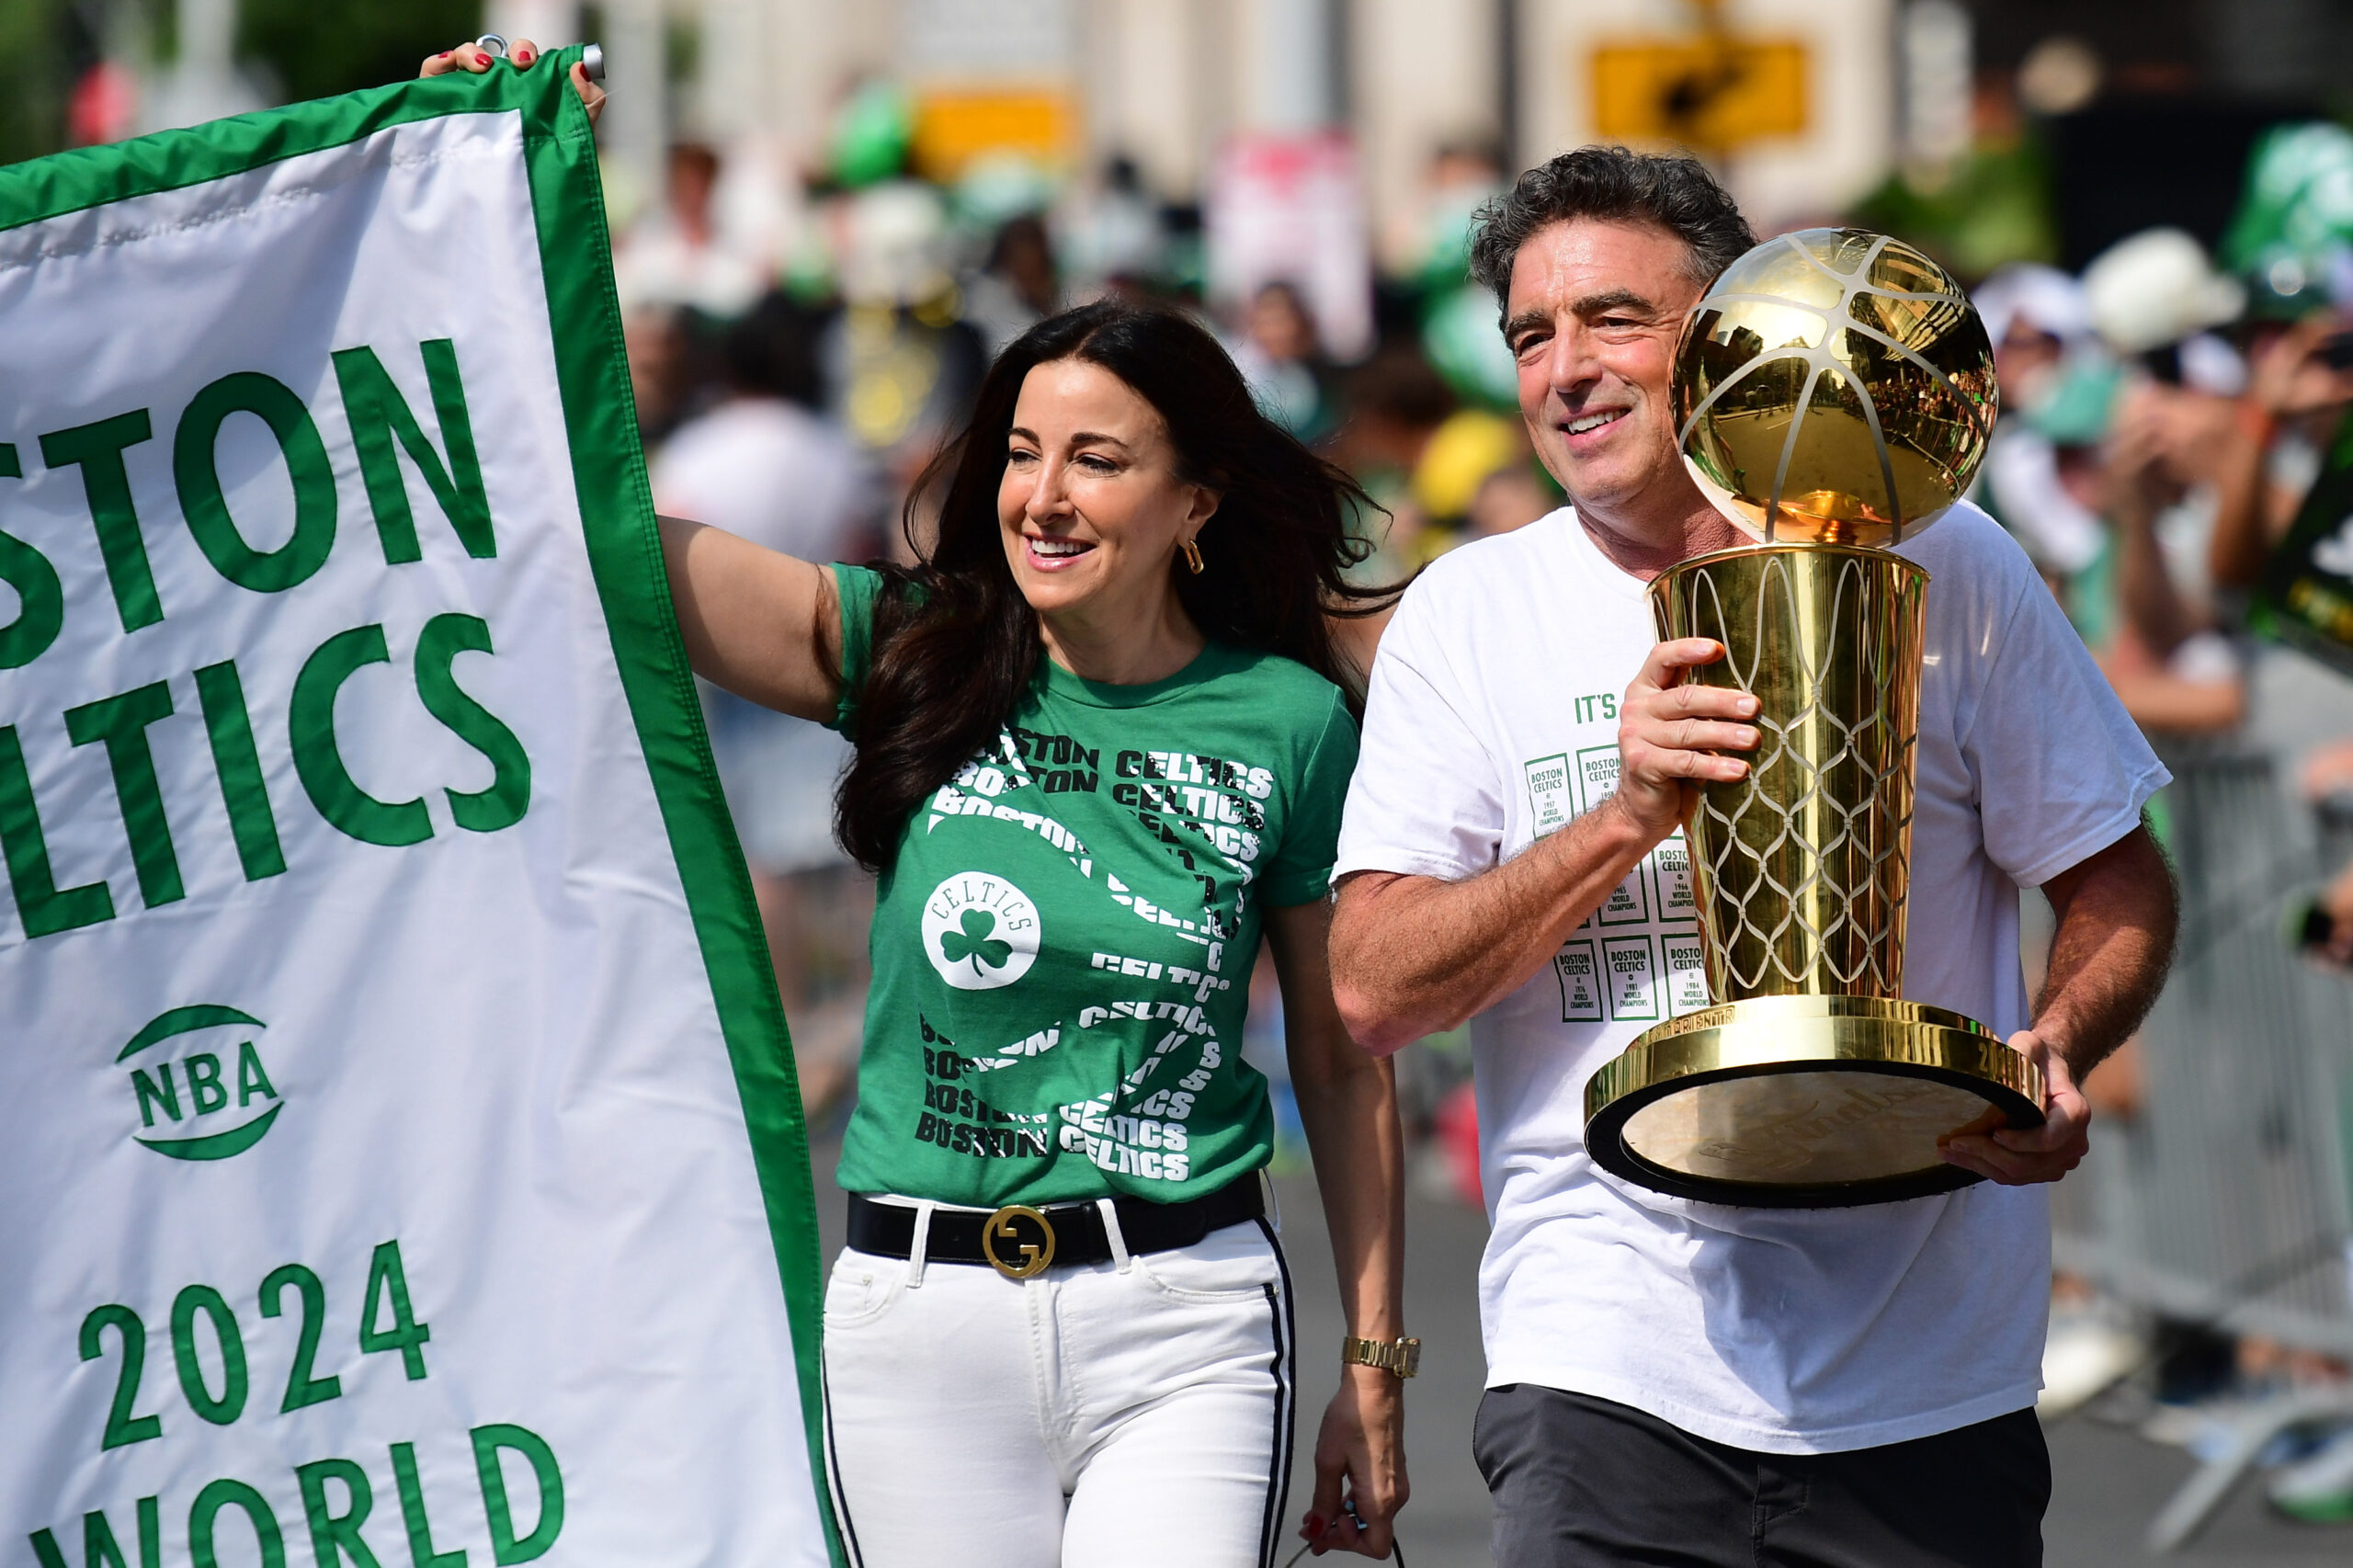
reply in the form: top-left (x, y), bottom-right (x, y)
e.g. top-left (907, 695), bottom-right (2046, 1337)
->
top-left (0, 52), bottom-right (840, 1567)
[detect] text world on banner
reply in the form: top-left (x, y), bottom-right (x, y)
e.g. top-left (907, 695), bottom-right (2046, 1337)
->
top-left (0, 49), bottom-right (842, 1566)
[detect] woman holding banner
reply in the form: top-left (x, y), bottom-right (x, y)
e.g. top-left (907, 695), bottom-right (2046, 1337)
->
top-left (423, 49), bottom-right (1412, 1562)
top-left (674, 299), bottom-right (1411, 1568)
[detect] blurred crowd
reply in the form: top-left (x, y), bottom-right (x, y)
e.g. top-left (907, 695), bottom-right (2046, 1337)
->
top-left (1949, 124), bottom-right (2353, 1514)
top-left (1962, 123), bottom-right (2353, 1111)
top-left (622, 88), bottom-right (2353, 1477)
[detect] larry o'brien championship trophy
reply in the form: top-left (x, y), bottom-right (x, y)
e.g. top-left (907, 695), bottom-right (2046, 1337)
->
top-left (1583, 229), bottom-right (2042, 1207)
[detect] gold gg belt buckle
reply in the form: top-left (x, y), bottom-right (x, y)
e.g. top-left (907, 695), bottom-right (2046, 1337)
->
top-left (981, 1204), bottom-right (1056, 1280)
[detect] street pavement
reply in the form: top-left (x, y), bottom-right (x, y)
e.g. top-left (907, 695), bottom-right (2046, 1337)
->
top-left (806, 1142), bottom-right (2353, 1564)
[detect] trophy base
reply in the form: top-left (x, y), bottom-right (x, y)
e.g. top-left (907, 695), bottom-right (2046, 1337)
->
top-left (1584, 994), bottom-right (2044, 1209)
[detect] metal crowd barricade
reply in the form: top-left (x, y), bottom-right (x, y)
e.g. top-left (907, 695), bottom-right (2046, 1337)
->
top-left (2048, 741), bottom-right (2353, 1551)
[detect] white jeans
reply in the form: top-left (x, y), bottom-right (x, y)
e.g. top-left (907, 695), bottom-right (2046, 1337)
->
top-left (822, 1201), bottom-right (1297, 1568)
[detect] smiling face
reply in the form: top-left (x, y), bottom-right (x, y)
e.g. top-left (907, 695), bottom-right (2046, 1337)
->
top-left (1503, 218), bottom-right (1708, 518)
top-left (998, 358), bottom-right (1218, 635)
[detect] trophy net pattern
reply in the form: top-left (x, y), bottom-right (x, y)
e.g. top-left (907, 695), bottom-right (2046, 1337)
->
top-left (1667, 549), bottom-right (1926, 1001)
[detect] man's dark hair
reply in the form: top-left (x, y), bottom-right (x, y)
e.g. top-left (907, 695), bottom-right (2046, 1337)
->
top-left (1468, 145), bottom-right (1756, 311)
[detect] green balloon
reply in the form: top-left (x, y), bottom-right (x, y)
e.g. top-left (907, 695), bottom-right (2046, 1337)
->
top-left (833, 81), bottom-right (915, 189)
top-left (1422, 284), bottom-right (1518, 410)
top-left (2224, 122), bottom-right (2353, 311)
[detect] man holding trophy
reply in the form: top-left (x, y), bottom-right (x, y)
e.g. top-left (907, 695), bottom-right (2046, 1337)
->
top-left (1328, 146), bottom-right (2178, 1563)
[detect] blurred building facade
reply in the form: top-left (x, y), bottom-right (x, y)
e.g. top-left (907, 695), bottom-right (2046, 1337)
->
top-left (14, 0), bottom-right (2352, 260)
top-left (483, 0), bottom-right (1911, 264)
top-left (29, 0), bottom-right (2340, 300)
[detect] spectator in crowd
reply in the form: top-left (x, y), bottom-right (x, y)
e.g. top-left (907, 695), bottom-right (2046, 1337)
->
top-left (622, 302), bottom-right (699, 447)
top-left (2089, 384), bottom-right (2248, 731)
top-left (616, 142), bottom-right (767, 318)
top-left (652, 294), bottom-right (881, 1116)
top-left (1056, 153), bottom-right (1168, 296)
top-left (2069, 229), bottom-right (2252, 733)
top-left (1324, 350), bottom-right (1452, 686)
top-left (1331, 351), bottom-right (1455, 567)
top-left (1411, 409), bottom-right (1556, 546)
top-left (1976, 263), bottom-right (2108, 581)
top-left (2209, 311), bottom-right (2353, 606)
top-left (1337, 353), bottom-right (1457, 486)
top-left (1397, 139), bottom-right (1507, 291)
top-left (1233, 279), bottom-right (1337, 441)
top-left (654, 295), bottom-right (877, 561)
top-left (2212, 311), bottom-right (2353, 949)
top-left (963, 211), bottom-right (1063, 358)
top-left (820, 180), bottom-right (990, 541)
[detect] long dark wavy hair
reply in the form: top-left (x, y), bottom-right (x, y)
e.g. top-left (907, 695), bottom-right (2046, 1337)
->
top-left (835, 300), bottom-right (1399, 871)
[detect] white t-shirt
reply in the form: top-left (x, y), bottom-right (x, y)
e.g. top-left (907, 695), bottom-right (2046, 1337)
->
top-left (651, 397), bottom-right (873, 562)
top-left (1335, 501), bottom-right (2167, 1453)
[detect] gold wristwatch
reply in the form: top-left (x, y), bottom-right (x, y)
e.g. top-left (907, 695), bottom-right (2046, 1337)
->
top-left (1341, 1335), bottom-right (1421, 1378)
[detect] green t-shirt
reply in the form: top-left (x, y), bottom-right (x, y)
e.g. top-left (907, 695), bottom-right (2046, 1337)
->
top-left (827, 565), bottom-right (1358, 1207)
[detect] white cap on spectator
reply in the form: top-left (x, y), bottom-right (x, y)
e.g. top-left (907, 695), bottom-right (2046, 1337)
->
top-left (2177, 332), bottom-right (2249, 396)
top-left (839, 181), bottom-right (952, 309)
top-left (2081, 227), bottom-right (2245, 356)
top-left (1973, 264), bottom-right (2092, 347)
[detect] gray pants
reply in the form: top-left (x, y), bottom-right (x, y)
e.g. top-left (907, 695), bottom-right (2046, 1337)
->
top-left (1474, 1384), bottom-right (2049, 1567)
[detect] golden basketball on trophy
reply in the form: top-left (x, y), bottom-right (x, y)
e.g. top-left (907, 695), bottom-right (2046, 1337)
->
top-left (1583, 228), bottom-right (2040, 1207)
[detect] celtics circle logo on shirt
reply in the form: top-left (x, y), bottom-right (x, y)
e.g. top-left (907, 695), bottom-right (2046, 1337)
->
top-left (922, 872), bottom-right (1041, 990)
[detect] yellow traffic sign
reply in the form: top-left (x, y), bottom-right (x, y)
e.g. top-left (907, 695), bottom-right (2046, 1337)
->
top-left (911, 90), bottom-right (1074, 179)
top-left (1591, 39), bottom-right (1808, 148)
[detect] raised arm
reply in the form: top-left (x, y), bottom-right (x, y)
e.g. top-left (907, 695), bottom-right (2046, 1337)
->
top-left (1329, 637), bottom-right (1758, 1055)
top-left (2211, 316), bottom-right (2353, 594)
top-left (2106, 399), bottom-right (2201, 660)
top-left (659, 517), bottom-right (846, 723)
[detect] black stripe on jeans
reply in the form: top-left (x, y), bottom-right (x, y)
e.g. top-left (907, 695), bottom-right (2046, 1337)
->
top-left (819, 1352), bottom-right (866, 1568)
top-left (1255, 1216), bottom-right (1298, 1568)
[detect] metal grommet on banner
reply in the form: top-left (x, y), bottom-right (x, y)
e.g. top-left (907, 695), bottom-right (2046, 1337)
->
top-left (580, 43), bottom-right (605, 82)
top-left (473, 33), bottom-right (508, 58)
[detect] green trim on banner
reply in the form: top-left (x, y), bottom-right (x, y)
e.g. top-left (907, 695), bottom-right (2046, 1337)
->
top-left (119, 1003), bottom-right (266, 1062)
top-left (517, 53), bottom-right (846, 1566)
top-left (0, 55), bottom-right (843, 1563)
top-left (0, 71), bottom-right (511, 231)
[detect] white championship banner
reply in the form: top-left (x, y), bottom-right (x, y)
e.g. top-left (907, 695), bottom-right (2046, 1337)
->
top-left (0, 55), bottom-right (840, 1567)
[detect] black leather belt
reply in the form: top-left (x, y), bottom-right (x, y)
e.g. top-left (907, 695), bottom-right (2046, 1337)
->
top-left (847, 1177), bottom-right (1266, 1280)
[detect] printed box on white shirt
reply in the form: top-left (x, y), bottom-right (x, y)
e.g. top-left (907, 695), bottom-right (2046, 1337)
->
top-left (1601, 935), bottom-right (1660, 1021)
top-left (1523, 754), bottom-right (1574, 838)
top-left (1662, 932), bottom-right (1711, 1016)
top-left (1652, 833), bottom-right (1696, 921)
top-left (1574, 744), bottom-right (1621, 812)
top-left (1554, 939), bottom-right (1604, 1022)
top-left (1573, 743), bottom-right (1654, 926)
top-left (1593, 866), bottom-right (1651, 926)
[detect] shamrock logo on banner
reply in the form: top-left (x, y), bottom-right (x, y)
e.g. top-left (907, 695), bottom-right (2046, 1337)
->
top-left (938, 907), bottom-right (1013, 978)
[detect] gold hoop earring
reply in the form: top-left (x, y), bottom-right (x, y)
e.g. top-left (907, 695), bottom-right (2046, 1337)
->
top-left (1181, 538), bottom-right (1205, 574)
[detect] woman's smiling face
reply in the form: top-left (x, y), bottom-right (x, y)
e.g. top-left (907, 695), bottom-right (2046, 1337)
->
top-left (997, 358), bottom-right (1217, 629)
